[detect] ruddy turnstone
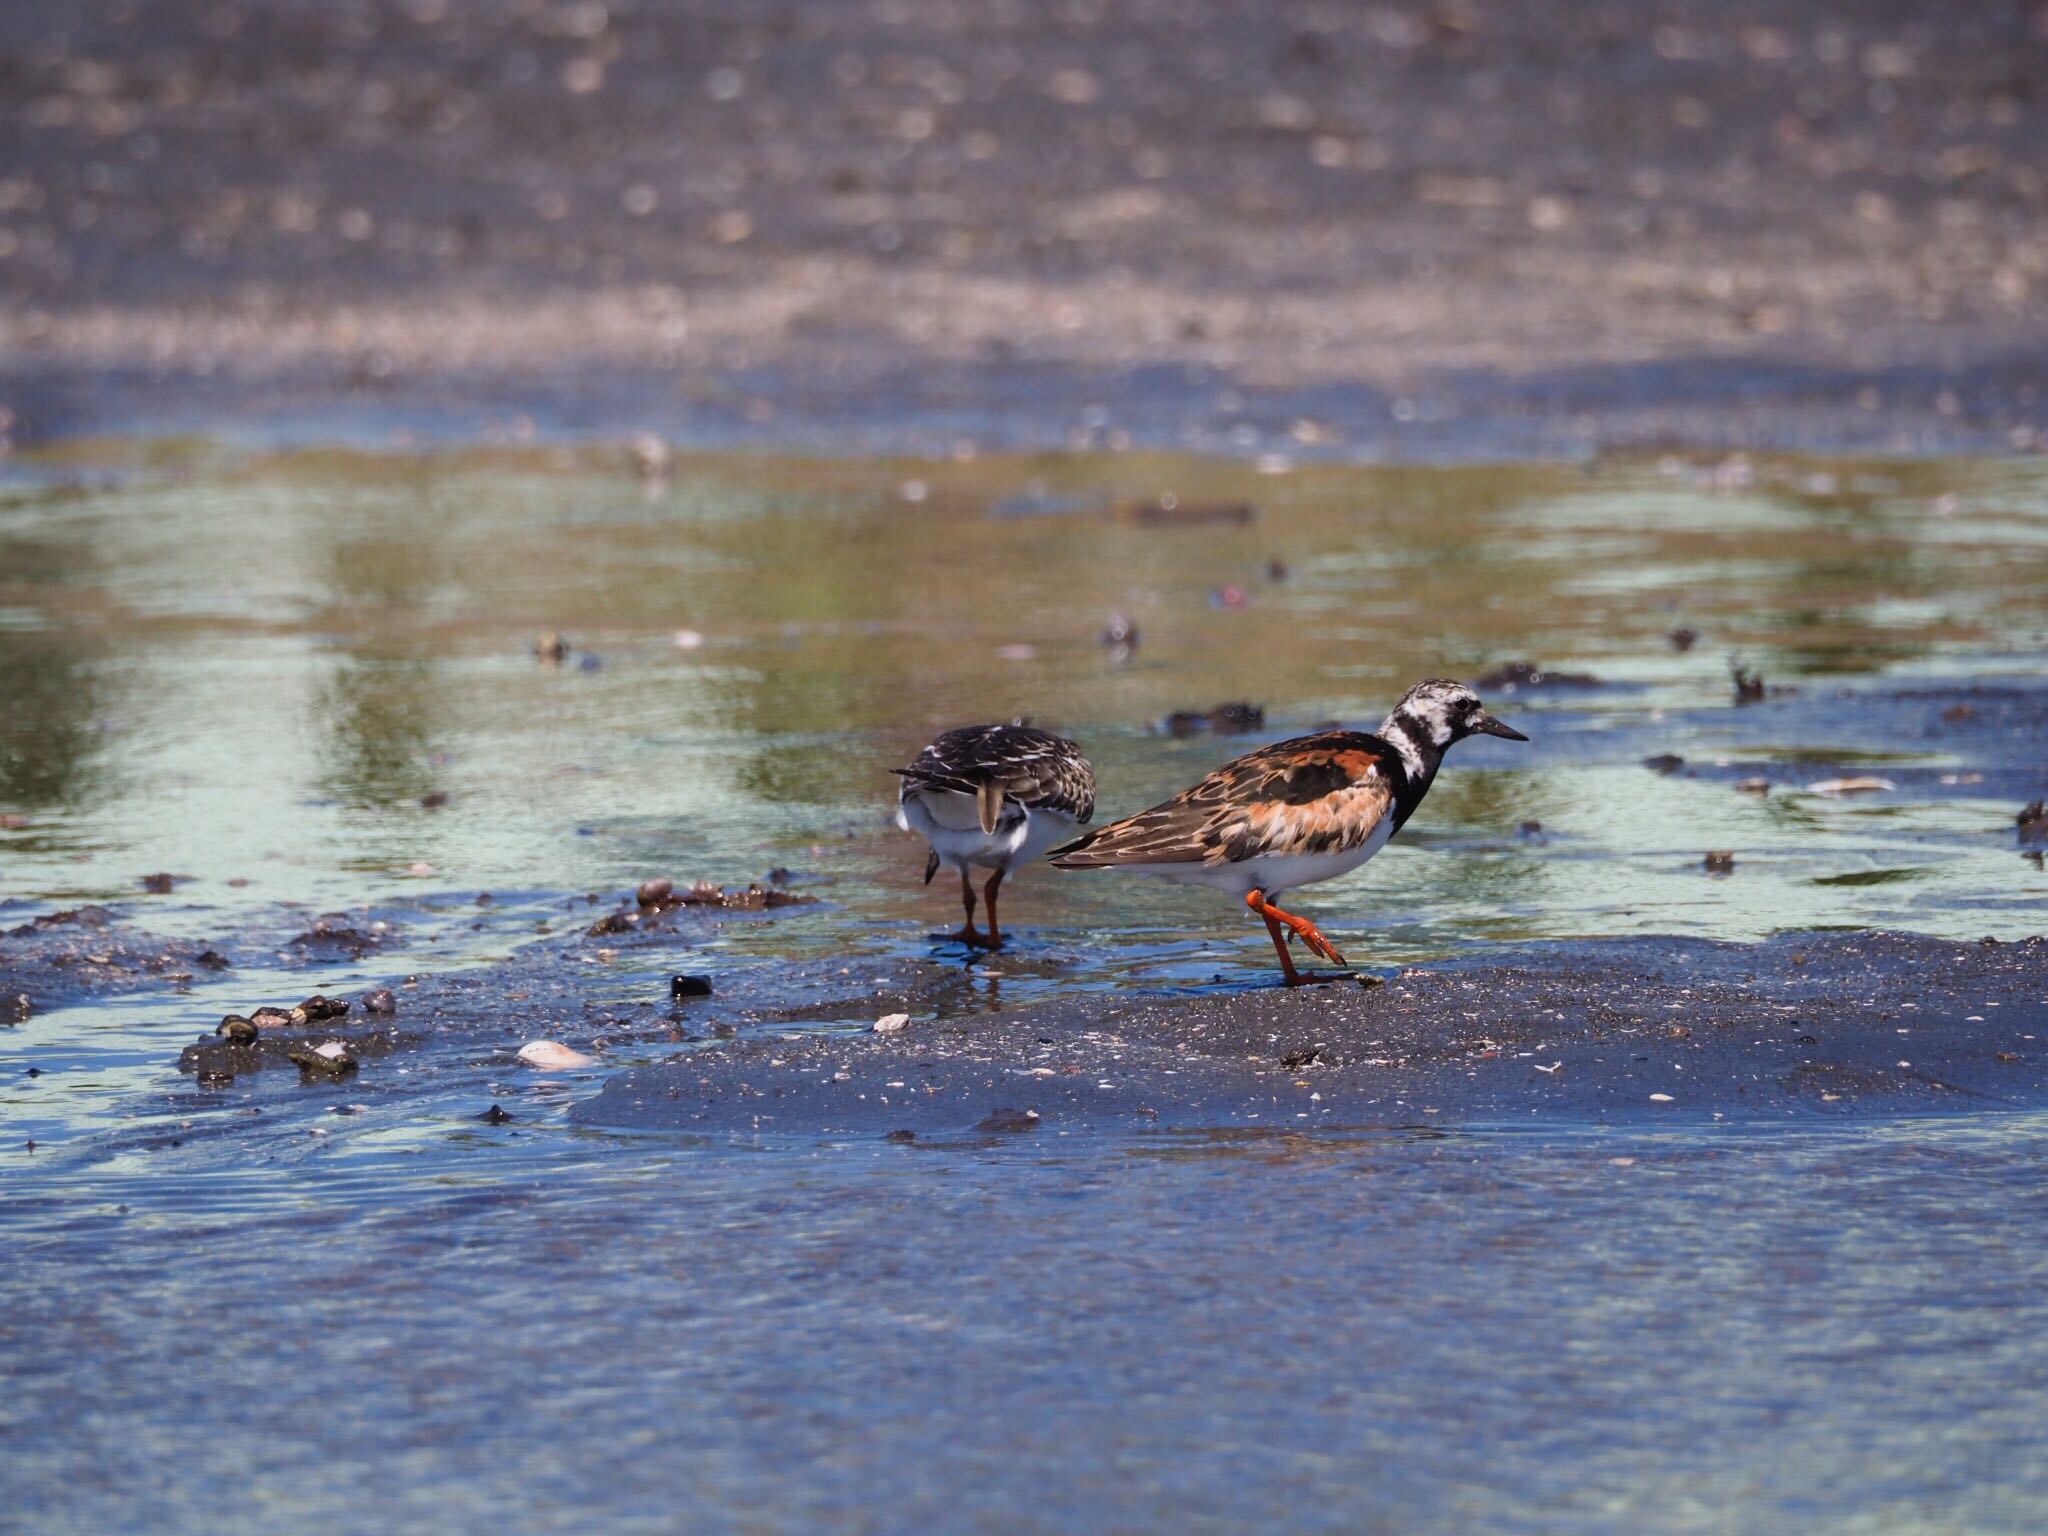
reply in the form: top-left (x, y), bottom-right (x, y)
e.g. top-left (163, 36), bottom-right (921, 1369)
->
top-left (894, 724), bottom-right (1096, 949)
top-left (1048, 680), bottom-right (1527, 985)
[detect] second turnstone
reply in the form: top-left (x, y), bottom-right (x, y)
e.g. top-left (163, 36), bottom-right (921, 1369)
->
top-left (1049, 680), bottom-right (1527, 984)
top-left (894, 723), bottom-right (1096, 949)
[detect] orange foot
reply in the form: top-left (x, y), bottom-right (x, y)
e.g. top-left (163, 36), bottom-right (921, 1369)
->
top-left (1247, 890), bottom-right (1353, 984)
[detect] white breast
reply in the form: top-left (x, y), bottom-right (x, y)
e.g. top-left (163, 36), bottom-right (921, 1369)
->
top-left (897, 789), bottom-right (1079, 874)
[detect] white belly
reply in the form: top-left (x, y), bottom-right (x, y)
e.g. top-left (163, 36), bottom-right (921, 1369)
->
top-left (1119, 817), bottom-right (1395, 901)
top-left (897, 790), bottom-right (1079, 874)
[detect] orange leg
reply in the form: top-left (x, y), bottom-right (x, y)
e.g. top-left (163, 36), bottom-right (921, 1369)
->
top-left (982, 868), bottom-right (1006, 950)
top-left (1246, 889), bottom-right (1351, 985)
top-left (945, 869), bottom-right (984, 947)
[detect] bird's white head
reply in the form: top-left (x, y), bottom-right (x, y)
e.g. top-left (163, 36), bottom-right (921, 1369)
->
top-left (1382, 679), bottom-right (1529, 753)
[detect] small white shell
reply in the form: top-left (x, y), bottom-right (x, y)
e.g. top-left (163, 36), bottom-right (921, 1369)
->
top-left (313, 1041), bottom-right (349, 1061)
top-left (518, 1040), bottom-right (595, 1070)
top-left (872, 1013), bottom-right (911, 1034)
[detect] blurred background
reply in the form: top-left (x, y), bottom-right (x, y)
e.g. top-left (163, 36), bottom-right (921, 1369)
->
top-left (3, 0), bottom-right (2045, 452)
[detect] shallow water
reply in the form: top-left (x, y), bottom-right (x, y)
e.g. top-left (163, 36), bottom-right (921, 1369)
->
top-left (4, 445), bottom-right (2047, 1531)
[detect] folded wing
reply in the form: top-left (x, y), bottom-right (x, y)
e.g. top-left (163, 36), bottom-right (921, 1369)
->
top-left (1049, 732), bottom-right (1393, 867)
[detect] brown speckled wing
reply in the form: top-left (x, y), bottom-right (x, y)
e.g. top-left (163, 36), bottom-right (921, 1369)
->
top-left (894, 724), bottom-right (1096, 823)
top-left (1049, 731), bottom-right (1393, 867)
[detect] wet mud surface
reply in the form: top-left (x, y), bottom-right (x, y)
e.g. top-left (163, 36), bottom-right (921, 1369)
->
top-left (580, 931), bottom-right (2048, 1137)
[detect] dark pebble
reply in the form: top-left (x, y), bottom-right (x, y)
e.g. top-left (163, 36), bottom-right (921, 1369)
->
top-left (360, 988), bottom-right (398, 1014)
top-left (977, 1106), bottom-right (1041, 1133)
top-left (140, 872), bottom-right (176, 894)
top-left (1704, 850), bottom-right (1737, 873)
top-left (1667, 627), bottom-right (1699, 652)
top-left (2018, 800), bottom-right (2048, 844)
top-left (671, 974), bottom-right (715, 1000)
top-left (1280, 1046), bottom-right (1321, 1068)
top-left (1119, 497), bottom-right (1254, 527)
top-left (1732, 664), bottom-right (1767, 704)
top-left (1472, 661), bottom-right (1602, 691)
top-left (299, 994), bottom-right (351, 1021)
top-left (1942, 703), bottom-right (1977, 723)
top-left (480, 1104), bottom-right (515, 1125)
top-left (637, 877), bottom-right (675, 908)
top-left (420, 790), bottom-right (451, 809)
top-left (249, 1006), bottom-right (294, 1028)
top-left (193, 949), bottom-right (231, 970)
top-left (1163, 702), bottom-right (1265, 737)
top-left (26, 1067), bottom-right (42, 1077)
top-left (2, 993), bottom-right (30, 1024)
top-left (1517, 820), bottom-right (1544, 839)
top-left (885, 1128), bottom-right (918, 1143)
top-left (216, 1014), bottom-right (260, 1043)
top-left (1644, 754), bottom-right (1685, 774)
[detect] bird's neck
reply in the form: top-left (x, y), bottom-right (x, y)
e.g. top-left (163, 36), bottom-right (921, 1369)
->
top-left (1377, 707), bottom-right (1446, 798)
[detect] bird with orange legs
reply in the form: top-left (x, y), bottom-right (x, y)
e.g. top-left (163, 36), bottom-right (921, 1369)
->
top-left (1049, 680), bottom-right (1527, 984)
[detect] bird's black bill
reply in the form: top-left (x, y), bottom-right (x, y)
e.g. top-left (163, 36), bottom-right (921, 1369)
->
top-left (1472, 711), bottom-right (1529, 741)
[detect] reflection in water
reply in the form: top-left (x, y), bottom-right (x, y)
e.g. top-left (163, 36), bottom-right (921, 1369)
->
top-left (311, 654), bottom-right (446, 810)
top-left (0, 628), bottom-right (106, 809)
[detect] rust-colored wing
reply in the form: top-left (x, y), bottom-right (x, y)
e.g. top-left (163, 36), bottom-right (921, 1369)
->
top-left (1048, 731), bottom-right (1394, 867)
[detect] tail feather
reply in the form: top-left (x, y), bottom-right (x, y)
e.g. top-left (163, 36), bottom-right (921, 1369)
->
top-left (1048, 809), bottom-right (1205, 868)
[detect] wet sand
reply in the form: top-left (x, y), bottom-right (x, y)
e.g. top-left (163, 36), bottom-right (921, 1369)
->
top-left (4, 0), bottom-right (2046, 453)
top-left (581, 930), bottom-right (2048, 1134)
top-left (11, 903), bottom-right (2043, 1134)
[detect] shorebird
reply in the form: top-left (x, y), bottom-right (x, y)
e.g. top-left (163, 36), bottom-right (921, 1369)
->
top-left (894, 724), bottom-right (1096, 949)
top-left (1049, 680), bottom-right (1527, 984)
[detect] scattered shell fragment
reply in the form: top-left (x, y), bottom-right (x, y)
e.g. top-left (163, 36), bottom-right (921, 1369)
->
top-left (1806, 776), bottom-right (1896, 796)
top-left (288, 1040), bottom-right (359, 1077)
top-left (873, 1013), bottom-right (910, 1033)
top-left (518, 1040), bottom-right (595, 1070)
top-left (1649, 1093), bottom-right (1675, 1103)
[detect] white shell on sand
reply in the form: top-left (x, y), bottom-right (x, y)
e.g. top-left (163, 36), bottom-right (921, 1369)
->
top-left (872, 1013), bottom-right (911, 1034)
top-left (519, 1040), bottom-right (595, 1070)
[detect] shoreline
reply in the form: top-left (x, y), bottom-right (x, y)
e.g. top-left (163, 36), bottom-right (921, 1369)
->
top-left (8, 346), bottom-right (2047, 463)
